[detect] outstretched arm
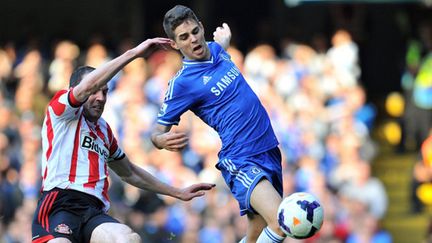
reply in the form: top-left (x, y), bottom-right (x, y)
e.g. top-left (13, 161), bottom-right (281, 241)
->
top-left (151, 124), bottom-right (188, 152)
top-left (73, 38), bottom-right (171, 102)
top-left (213, 23), bottom-right (231, 50)
top-left (109, 155), bottom-right (215, 201)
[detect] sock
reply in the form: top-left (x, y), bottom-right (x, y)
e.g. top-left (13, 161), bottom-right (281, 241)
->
top-left (238, 237), bottom-right (246, 243)
top-left (256, 227), bottom-right (285, 243)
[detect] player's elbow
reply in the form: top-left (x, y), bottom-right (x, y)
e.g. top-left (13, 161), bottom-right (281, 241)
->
top-left (152, 142), bottom-right (163, 150)
top-left (116, 167), bottom-right (136, 185)
top-left (150, 134), bottom-right (163, 150)
top-left (120, 174), bottom-right (138, 186)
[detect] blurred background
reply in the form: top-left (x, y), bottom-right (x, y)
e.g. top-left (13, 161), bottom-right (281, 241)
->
top-left (1, 0), bottom-right (432, 242)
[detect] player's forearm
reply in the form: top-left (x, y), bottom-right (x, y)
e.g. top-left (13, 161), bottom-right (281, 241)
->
top-left (75, 49), bottom-right (138, 100)
top-left (122, 163), bottom-right (180, 199)
top-left (217, 38), bottom-right (230, 50)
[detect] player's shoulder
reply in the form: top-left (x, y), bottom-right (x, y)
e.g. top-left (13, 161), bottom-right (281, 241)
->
top-left (208, 41), bottom-right (222, 50)
top-left (173, 65), bottom-right (187, 78)
top-left (209, 41), bottom-right (226, 55)
top-left (208, 42), bottom-right (231, 62)
top-left (169, 66), bottom-right (189, 87)
top-left (46, 89), bottom-right (73, 116)
top-left (49, 89), bottom-right (69, 103)
top-left (96, 117), bottom-right (110, 129)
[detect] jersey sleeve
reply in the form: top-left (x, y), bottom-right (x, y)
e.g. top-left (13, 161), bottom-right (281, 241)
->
top-left (157, 75), bottom-right (194, 126)
top-left (106, 123), bottom-right (125, 162)
top-left (47, 88), bottom-right (84, 122)
top-left (210, 41), bottom-right (231, 59)
top-left (107, 136), bottom-right (125, 162)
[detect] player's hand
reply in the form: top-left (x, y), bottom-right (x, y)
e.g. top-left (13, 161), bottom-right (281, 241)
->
top-left (176, 183), bottom-right (216, 201)
top-left (133, 37), bottom-right (171, 58)
top-left (155, 131), bottom-right (189, 152)
top-left (213, 23), bottom-right (231, 49)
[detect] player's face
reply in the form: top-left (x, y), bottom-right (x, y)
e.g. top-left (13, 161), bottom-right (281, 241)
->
top-left (171, 20), bottom-right (210, 61)
top-left (83, 85), bottom-right (108, 122)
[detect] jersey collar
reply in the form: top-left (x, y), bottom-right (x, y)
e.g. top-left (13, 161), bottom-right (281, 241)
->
top-left (183, 56), bottom-right (214, 65)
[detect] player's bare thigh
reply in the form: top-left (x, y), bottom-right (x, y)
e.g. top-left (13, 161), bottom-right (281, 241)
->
top-left (90, 222), bottom-right (140, 243)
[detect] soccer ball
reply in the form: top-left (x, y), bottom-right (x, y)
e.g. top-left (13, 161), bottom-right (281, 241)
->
top-left (277, 192), bottom-right (324, 239)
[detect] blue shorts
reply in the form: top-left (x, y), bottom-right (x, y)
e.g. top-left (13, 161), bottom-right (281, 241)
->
top-left (216, 147), bottom-right (283, 216)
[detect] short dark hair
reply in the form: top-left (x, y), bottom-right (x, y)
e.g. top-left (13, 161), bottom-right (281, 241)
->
top-left (69, 66), bottom-right (95, 88)
top-left (163, 5), bottom-right (200, 40)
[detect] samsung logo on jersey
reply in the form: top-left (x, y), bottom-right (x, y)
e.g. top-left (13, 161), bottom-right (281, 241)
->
top-left (81, 135), bottom-right (109, 160)
top-left (210, 66), bottom-right (240, 96)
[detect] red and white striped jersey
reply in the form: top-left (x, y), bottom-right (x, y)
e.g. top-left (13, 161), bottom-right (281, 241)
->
top-left (40, 88), bottom-right (125, 211)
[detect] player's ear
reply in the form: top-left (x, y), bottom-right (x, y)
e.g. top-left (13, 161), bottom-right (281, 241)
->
top-left (170, 39), bottom-right (179, 50)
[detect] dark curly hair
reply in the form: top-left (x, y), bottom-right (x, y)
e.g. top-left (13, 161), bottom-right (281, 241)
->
top-left (163, 5), bottom-right (200, 40)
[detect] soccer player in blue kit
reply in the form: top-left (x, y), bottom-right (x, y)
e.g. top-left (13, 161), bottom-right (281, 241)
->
top-left (151, 5), bottom-right (286, 243)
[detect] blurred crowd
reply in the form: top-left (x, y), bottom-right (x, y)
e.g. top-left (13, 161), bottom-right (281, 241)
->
top-left (0, 29), bottom-right (391, 243)
top-left (402, 22), bottom-right (432, 219)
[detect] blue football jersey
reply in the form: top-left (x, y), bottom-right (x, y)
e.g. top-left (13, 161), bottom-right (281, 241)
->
top-left (157, 42), bottom-right (278, 158)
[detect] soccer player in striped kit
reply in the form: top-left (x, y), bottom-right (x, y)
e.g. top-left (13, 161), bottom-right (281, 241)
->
top-left (151, 5), bottom-right (287, 243)
top-left (32, 37), bottom-right (215, 243)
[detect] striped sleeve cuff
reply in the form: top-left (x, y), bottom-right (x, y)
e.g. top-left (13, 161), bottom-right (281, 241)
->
top-left (157, 119), bottom-right (179, 126)
top-left (68, 88), bottom-right (86, 108)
